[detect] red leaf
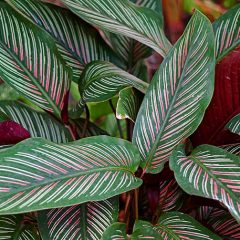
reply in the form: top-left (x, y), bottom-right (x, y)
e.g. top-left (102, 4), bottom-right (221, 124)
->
top-left (0, 120), bottom-right (30, 145)
top-left (191, 47), bottom-right (240, 146)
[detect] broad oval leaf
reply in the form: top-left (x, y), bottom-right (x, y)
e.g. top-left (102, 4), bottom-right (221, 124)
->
top-left (0, 3), bottom-right (71, 119)
top-left (38, 197), bottom-right (118, 240)
top-left (0, 214), bottom-right (40, 240)
top-left (133, 212), bottom-right (221, 239)
top-left (7, 0), bottom-right (120, 82)
top-left (226, 113), bottom-right (240, 135)
top-left (0, 136), bottom-right (142, 215)
top-left (101, 223), bottom-right (128, 240)
top-left (60, 0), bottom-right (171, 57)
top-left (132, 10), bottom-right (215, 173)
top-left (214, 4), bottom-right (240, 61)
top-left (0, 101), bottom-right (73, 143)
top-left (71, 61), bottom-right (149, 118)
top-left (170, 144), bottom-right (240, 223)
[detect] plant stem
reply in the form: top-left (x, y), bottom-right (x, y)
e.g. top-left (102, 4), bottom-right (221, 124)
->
top-left (80, 105), bottom-right (90, 138)
top-left (109, 99), bottom-right (124, 139)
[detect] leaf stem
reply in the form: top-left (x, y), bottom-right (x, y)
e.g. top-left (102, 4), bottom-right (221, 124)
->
top-left (109, 99), bottom-right (124, 138)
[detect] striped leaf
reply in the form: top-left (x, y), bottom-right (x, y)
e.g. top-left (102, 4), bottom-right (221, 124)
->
top-left (0, 101), bottom-right (73, 143)
top-left (59, 0), bottom-right (172, 57)
top-left (170, 144), bottom-right (240, 222)
top-left (38, 197), bottom-right (118, 240)
top-left (222, 143), bottom-right (240, 155)
top-left (0, 136), bottom-right (142, 215)
top-left (159, 178), bottom-right (183, 212)
top-left (101, 223), bottom-right (128, 240)
top-left (226, 113), bottom-right (240, 135)
top-left (0, 214), bottom-right (40, 239)
top-left (214, 4), bottom-right (240, 61)
top-left (0, 2), bottom-right (71, 119)
top-left (6, 0), bottom-right (120, 82)
top-left (206, 208), bottom-right (240, 239)
top-left (106, 0), bottom-right (163, 67)
top-left (133, 212), bottom-right (221, 239)
top-left (71, 61), bottom-right (149, 118)
top-left (132, 10), bottom-right (215, 174)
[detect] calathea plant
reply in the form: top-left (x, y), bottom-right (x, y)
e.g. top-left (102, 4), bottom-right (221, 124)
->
top-left (0, 0), bottom-right (239, 239)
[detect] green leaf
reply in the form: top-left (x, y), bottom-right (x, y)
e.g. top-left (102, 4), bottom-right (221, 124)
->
top-left (0, 214), bottom-right (40, 239)
top-left (134, 212), bottom-right (221, 239)
top-left (101, 223), bottom-right (128, 240)
top-left (170, 144), bottom-right (240, 223)
top-left (213, 4), bottom-right (240, 61)
top-left (7, 0), bottom-right (121, 82)
top-left (0, 101), bottom-right (73, 143)
top-left (225, 113), bottom-right (240, 135)
top-left (38, 197), bottom-right (118, 240)
top-left (132, 10), bottom-right (215, 174)
top-left (222, 143), bottom-right (240, 155)
top-left (0, 136), bottom-right (142, 215)
top-left (0, 2), bottom-right (71, 119)
top-left (70, 61), bottom-right (149, 118)
top-left (59, 0), bottom-right (171, 57)
top-left (0, 83), bottom-right (20, 101)
top-left (116, 87), bottom-right (143, 122)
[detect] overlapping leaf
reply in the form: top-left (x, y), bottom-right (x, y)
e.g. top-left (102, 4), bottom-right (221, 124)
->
top-left (59, 0), bottom-right (171, 57)
top-left (222, 143), bottom-right (240, 155)
top-left (7, 0), bottom-right (120, 82)
top-left (170, 144), bottom-right (240, 222)
top-left (226, 113), bottom-right (240, 135)
top-left (0, 136), bottom-right (142, 215)
top-left (38, 197), bottom-right (118, 240)
top-left (101, 223), bottom-right (128, 240)
top-left (0, 2), bottom-right (71, 119)
top-left (0, 101), bottom-right (73, 143)
top-left (133, 212), bottom-right (220, 239)
top-left (0, 214), bottom-right (40, 239)
top-left (213, 4), bottom-right (240, 61)
top-left (133, 10), bottom-right (215, 173)
top-left (70, 61), bottom-right (148, 118)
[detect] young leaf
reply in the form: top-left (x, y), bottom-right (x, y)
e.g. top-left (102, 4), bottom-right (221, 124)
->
top-left (101, 222), bottom-right (128, 240)
top-left (116, 87), bottom-right (143, 122)
top-left (59, 0), bottom-right (171, 57)
top-left (0, 101), bottom-right (73, 143)
top-left (133, 212), bottom-right (221, 239)
top-left (0, 136), bottom-right (142, 215)
top-left (214, 4), bottom-right (240, 61)
top-left (6, 0), bottom-right (120, 82)
top-left (0, 214), bottom-right (40, 239)
top-left (170, 144), bottom-right (240, 223)
top-left (226, 113), bottom-right (240, 135)
top-left (38, 197), bottom-right (118, 240)
top-left (133, 10), bottom-right (215, 173)
top-left (70, 61), bottom-right (149, 118)
top-left (0, 2), bottom-right (71, 119)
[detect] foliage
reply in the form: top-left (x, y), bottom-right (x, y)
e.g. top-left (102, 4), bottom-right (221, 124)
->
top-left (0, 0), bottom-right (239, 239)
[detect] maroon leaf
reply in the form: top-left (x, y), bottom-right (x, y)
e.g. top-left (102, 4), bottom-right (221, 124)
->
top-left (191, 47), bottom-right (240, 146)
top-left (0, 120), bottom-right (30, 145)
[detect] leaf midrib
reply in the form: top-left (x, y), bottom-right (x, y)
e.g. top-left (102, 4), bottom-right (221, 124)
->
top-left (0, 166), bottom-right (136, 197)
top-left (0, 42), bottom-right (61, 117)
